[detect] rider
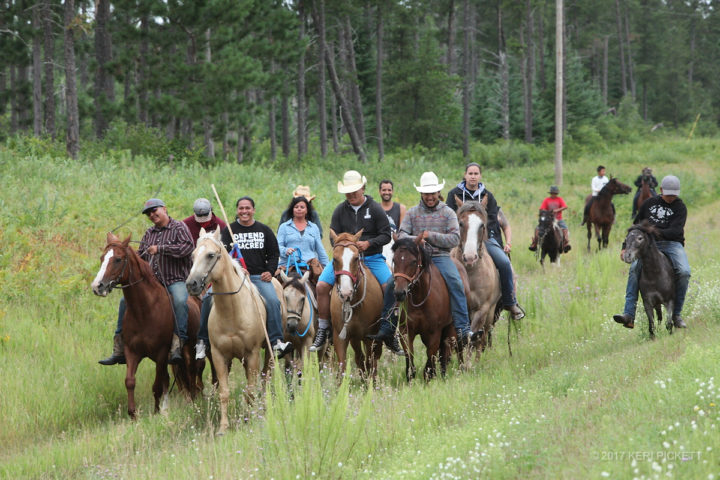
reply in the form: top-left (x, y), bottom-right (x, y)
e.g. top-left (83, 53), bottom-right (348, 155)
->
top-left (99, 198), bottom-right (195, 366)
top-left (308, 170), bottom-right (397, 353)
top-left (276, 195), bottom-right (329, 275)
top-left (447, 162), bottom-right (525, 320)
top-left (220, 196), bottom-right (293, 358)
top-left (632, 166), bottom-right (658, 219)
top-left (277, 185), bottom-right (323, 239)
top-left (612, 175), bottom-right (690, 330)
top-left (378, 179), bottom-right (406, 232)
top-left (182, 198), bottom-right (227, 360)
top-left (582, 165), bottom-right (610, 225)
top-left (529, 185), bottom-right (571, 253)
top-left (369, 171), bottom-right (478, 349)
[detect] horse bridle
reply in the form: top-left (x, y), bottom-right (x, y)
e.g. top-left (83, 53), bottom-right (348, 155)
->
top-left (106, 243), bottom-right (144, 290)
top-left (285, 288), bottom-right (313, 337)
top-left (332, 240), bottom-right (368, 308)
top-left (393, 245), bottom-right (432, 307)
top-left (202, 247), bottom-right (248, 296)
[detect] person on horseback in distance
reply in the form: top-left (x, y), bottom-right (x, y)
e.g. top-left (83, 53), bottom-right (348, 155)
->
top-left (529, 185), bottom-right (571, 253)
top-left (369, 171), bottom-right (480, 349)
top-left (613, 175), bottom-right (690, 330)
top-left (632, 166), bottom-right (658, 219)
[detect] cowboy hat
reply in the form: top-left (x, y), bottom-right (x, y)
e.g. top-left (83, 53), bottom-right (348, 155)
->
top-left (414, 171), bottom-right (445, 193)
top-left (293, 185), bottom-right (316, 202)
top-left (337, 170), bottom-right (367, 193)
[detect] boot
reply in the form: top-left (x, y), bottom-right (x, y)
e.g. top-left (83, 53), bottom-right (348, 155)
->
top-left (309, 326), bottom-right (329, 352)
top-left (672, 316), bottom-right (687, 329)
top-left (528, 232), bottom-right (538, 252)
top-left (99, 333), bottom-right (126, 365)
top-left (613, 314), bottom-right (634, 329)
top-left (504, 304), bottom-right (525, 320)
top-left (169, 334), bottom-right (183, 365)
top-left (562, 230), bottom-right (571, 253)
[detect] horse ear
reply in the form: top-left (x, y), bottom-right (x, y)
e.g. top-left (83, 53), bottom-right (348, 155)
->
top-left (107, 231), bottom-right (120, 244)
top-left (480, 195), bottom-right (488, 208)
top-left (213, 227), bottom-right (221, 240)
top-left (392, 231), bottom-right (399, 242)
top-left (329, 229), bottom-right (337, 243)
top-left (200, 227), bottom-right (207, 237)
top-left (301, 270), bottom-right (310, 284)
top-left (354, 228), bottom-right (364, 242)
top-left (455, 195), bottom-right (463, 208)
top-left (279, 270), bottom-right (289, 284)
top-left (122, 235), bottom-right (131, 247)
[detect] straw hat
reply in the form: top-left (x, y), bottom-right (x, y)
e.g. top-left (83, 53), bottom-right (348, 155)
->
top-left (293, 185), bottom-right (316, 202)
top-left (414, 171), bottom-right (445, 193)
top-left (337, 170), bottom-right (367, 193)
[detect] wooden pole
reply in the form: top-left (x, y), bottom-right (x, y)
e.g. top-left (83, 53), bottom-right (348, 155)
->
top-left (554, 0), bottom-right (564, 186)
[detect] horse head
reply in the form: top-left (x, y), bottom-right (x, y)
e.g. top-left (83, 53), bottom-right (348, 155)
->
top-left (537, 209), bottom-right (555, 237)
top-left (279, 270), bottom-right (310, 335)
top-left (391, 236), bottom-right (427, 302)
top-left (330, 229), bottom-right (363, 301)
top-left (456, 198), bottom-right (489, 266)
top-left (186, 227), bottom-right (229, 296)
top-left (92, 232), bottom-right (133, 296)
top-left (622, 221), bottom-right (658, 264)
top-left (603, 177), bottom-right (632, 196)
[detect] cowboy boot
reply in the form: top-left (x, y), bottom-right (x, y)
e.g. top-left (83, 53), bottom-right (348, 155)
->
top-left (98, 333), bottom-right (126, 365)
top-left (169, 334), bottom-right (183, 365)
top-left (563, 230), bottom-right (571, 253)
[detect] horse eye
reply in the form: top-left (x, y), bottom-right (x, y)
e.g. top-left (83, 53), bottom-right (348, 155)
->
top-left (458, 221), bottom-right (464, 227)
top-left (115, 257), bottom-right (122, 263)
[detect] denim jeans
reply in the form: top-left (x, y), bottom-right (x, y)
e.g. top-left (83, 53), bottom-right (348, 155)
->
top-left (249, 275), bottom-right (283, 344)
top-left (485, 237), bottom-right (517, 307)
top-left (114, 281), bottom-right (190, 341)
top-left (622, 240), bottom-right (691, 318)
top-left (318, 253), bottom-right (392, 286)
top-left (198, 288), bottom-right (212, 343)
top-left (379, 255), bottom-right (471, 335)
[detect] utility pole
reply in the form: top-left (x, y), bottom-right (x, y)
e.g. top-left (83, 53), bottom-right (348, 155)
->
top-left (554, 0), bottom-right (564, 185)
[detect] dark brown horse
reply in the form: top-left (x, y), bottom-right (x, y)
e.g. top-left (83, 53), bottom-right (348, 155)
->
top-left (392, 236), bottom-right (455, 381)
top-left (536, 209), bottom-right (563, 267)
top-left (585, 177), bottom-right (632, 251)
top-left (329, 230), bottom-right (383, 378)
top-left (92, 233), bottom-right (203, 419)
top-left (635, 175), bottom-right (654, 218)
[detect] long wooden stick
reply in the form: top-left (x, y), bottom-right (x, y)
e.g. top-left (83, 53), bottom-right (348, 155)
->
top-left (211, 184), bottom-right (275, 360)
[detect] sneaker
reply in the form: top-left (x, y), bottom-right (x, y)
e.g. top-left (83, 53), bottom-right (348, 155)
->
top-left (195, 339), bottom-right (206, 360)
top-left (273, 340), bottom-right (294, 359)
top-left (672, 316), bottom-right (687, 329)
top-left (613, 314), bottom-right (634, 329)
top-left (384, 334), bottom-right (405, 356)
top-left (309, 327), bottom-right (329, 352)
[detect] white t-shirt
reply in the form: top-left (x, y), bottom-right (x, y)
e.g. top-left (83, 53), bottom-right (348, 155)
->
top-left (591, 175), bottom-right (609, 196)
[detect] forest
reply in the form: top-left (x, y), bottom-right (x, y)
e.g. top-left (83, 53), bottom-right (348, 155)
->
top-left (1, 0), bottom-right (719, 162)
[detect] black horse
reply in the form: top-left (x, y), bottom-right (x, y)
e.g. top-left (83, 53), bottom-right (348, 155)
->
top-left (536, 209), bottom-right (563, 267)
top-left (621, 222), bottom-right (675, 338)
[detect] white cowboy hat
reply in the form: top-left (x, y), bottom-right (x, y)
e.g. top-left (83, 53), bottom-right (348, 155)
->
top-left (337, 170), bottom-right (367, 193)
top-left (414, 171), bottom-right (445, 193)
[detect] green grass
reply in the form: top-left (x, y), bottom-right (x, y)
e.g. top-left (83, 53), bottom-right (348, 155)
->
top-left (1, 136), bottom-right (720, 479)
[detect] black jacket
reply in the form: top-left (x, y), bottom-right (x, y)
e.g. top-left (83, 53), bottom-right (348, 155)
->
top-left (329, 194), bottom-right (391, 256)
top-left (634, 196), bottom-right (687, 245)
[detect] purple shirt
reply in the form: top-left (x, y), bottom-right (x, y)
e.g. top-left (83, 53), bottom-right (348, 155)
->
top-left (138, 218), bottom-right (194, 286)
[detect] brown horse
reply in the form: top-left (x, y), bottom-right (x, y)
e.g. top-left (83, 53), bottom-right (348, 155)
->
top-left (392, 236), bottom-right (454, 381)
top-left (279, 270), bottom-right (317, 372)
top-left (635, 175), bottom-right (654, 218)
top-left (536, 209), bottom-right (563, 267)
top-left (185, 228), bottom-right (279, 435)
top-left (452, 199), bottom-right (502, 352)
top-left (329, 230), bottom-right (383, 377)
top-left (585, 177), bottom-right (632, 251)
top-left (91, 232), bottom-right (203, 419)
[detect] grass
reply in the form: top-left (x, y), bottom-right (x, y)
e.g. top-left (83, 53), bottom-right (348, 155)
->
top-left (1, 136), bottom-right (720, 479)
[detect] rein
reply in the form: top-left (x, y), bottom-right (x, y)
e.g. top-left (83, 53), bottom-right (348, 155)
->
top-left (335, 250), bottom-right (370, 340)
top-left (286, 289), bottom-right (314, 338)
top-left (107, 244), bottom-right (145, 289)
top-left (198, 244), bottom-right (248, 296)
top-left (393, 246), bottom-right (433, 307)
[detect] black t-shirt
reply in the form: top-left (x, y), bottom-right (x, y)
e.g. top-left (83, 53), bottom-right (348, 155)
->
top-left (221, 220), bottom-right (280, 275)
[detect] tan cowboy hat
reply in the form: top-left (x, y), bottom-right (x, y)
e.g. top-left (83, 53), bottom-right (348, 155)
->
top-left (337, 170), bottom-right (367, 193)
top-left (293, 185), bottom-right (316, 202)
top-left (414, 171), bottom-right (445, 193)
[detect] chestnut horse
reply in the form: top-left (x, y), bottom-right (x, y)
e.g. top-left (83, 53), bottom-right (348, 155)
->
top-left (635, 174), bottom-right (654, 218)
top-left (585, 177), bottom-right (632, 251)
top-left (185, 228), bottom-right (279, 435)
top-left (279, 270), bottom-right (317, 372)
top-left (91, 232), bottom-right (203, 419)
top-left (329, 230), bottom-right (383, 377)
top-left (536, 209), bottom-right (563, 267)
top-left (452, 199), bottom-right (502, 352)
top-left (392, 236), bottom-right (454, 381)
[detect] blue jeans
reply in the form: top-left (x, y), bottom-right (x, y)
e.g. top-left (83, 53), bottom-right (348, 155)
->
top-left (379, 255), bottom-right (471, 335)
top-left (318, 252), bottom-right (392, 286)
top-left (114, 281), bottom-right (190, 341)
top-left (486, 237), bottom-right (517, 307)
top-left (249, 275), bottom-right (284, 344)
top-left (199, 289), bottom-right (212, 343)
top-left (622, 241), bottom-right (691, 318)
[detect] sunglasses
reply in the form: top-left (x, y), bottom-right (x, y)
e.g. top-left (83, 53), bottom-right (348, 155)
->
top-left (145, 207), bottom-right (159, 215)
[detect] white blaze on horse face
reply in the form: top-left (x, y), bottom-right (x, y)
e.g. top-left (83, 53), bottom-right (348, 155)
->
top-left (463, 213), bottom-right (482, 265)
top-left (92, 249), bottom-right (114, 295)
top-left (337, 247), bottom-right (355, 298)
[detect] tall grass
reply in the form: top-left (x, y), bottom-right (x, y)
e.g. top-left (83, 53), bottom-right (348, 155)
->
top-left (1, 136), bottom-right (720, 478)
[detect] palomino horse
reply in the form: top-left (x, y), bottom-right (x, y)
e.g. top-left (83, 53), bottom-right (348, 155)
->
top-left (91, 233), bottom-right (203, 419)
top-left (621, 222), bottom-right (675, 338)
top-left (185, 228), bottom-right (280, 435)
top-left (392, 236), bottom-right (454, 381)
top-left (536, 209), bottom-right (563, 267)
top-left (279, 270), bottom-right (317, 372)
top-left (452, 199), bottom-right (502, 352)
top-left (585, 177), bottom-right (632, 251)
top-left (329, 230), bottom-right (383, 377)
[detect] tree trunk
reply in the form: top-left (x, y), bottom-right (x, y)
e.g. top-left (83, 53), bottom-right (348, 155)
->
top-left (614, 0), bottom-right (627, 98)
top-left (281, 94), bottom-right (290, 157)
top-left (343, 16), bottom-right (366, 147)
top-left (315, 0), bottom-right (328, 158)
top-left (497, 3), bottom-right (509, 140)
top-left (296, 2), bottom-right (307, 161)
top-left (64, 0), bottom-right (80, 158)
top-left (538, 2), bottom-right (546, 92)
top-left (330, 84), bottom-right (339, 153)
top-left (602, 35), bottom-right (609, 105)
top-left (203, 29), bottom-right (215, 159)
top-left (32, 4), bottom-right (43, 136)
top-left (94, 0), bottom-right (114, 138)
top-left (138, 14), bottom-right (149, 124)
top-left (461, 0), bottom-right (470, 158)
top-left (555, 0), bottom-right (564, 186)
top-left (43, 0), bottom-right (55, 138)
top-left (523, 0), bottom-right (534, 143)
top-left (10, 66), bottom-right (18, 133)
top-left (446, 0), bottom-right (455, 74)
top-left (623, 0), bottom-right (635, 99)
top-left (269, 98), bottom-right (276, 161)
top-left (222, 112), bottom-right (230, 161)
top-left (376, 2), bottom-right (384, 161)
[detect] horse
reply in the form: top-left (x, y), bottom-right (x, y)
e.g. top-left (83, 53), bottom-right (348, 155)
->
top-left (185, 227), bottom-right (279, 435)
top-left (328, 230), bottom-right (384, 377)
top-left (278, 269), bottom-right (317, 372)
top-left (452, 198), bottom-right (502, 353)
top-left (536, 209), bottom-right (563, 267)
top-left (585, 177), bottom-right (632, 251)
top-left (634, 174), bottom-right (654, 218)
top-left (91, 232), bottom-right (203, 419)
top-left (621, 222), bottom-right (676, 338)
top-left (391, 236), bottom-right (454, 381)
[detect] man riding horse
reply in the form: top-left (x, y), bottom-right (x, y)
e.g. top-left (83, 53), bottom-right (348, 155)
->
top-left (632, 167), bottom-right (658, 219)
top-left (529, 185), bottom-right (571, 253)
top-left (369, 171), bottom-right (479, 349)
top-left (613, 175), bottom-right (690, 330)
top-left (582, 165), bottom-right (614, 225)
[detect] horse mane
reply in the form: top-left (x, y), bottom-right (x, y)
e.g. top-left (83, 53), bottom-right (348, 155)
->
top-left (115, 243), bottom-right (157, 282)
top-left (599, 177), bottom-right (617, 195)
top-left (456, 200), bottom-right (487, 217)
top-left (393, 237), bottom-right (433, 268)
top-left (197, 231), bottom-right (251, 282)
top-left (284, 271), bottom-right (305, 294)
top-left (629, 220), bottom-right (659, 238)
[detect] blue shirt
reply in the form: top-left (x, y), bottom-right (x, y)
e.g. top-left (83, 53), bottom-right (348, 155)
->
top-left (277, 219), bottom-right (330, 268)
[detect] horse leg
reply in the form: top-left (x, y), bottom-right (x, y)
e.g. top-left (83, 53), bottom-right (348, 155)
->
top-left (439, 325), bottom-right (453, 378)
top-left (405, 332), bottom-right (416, 383)
top-left (211, 349), bottom-right (231, 436)
top-left (243, 350), bottom-right (261, 410)
top-left (124, 355), bottom-right (141, 419)
top-left (643, 302), bottom-right (655, 339)
top-left (586, 223), bottom-right (592, 252)
top-left (333, 335), bottom-right (348, 380)
top-left (423, 333), bottom-right (441, 381)
top-left (602, 225), bottom-right (611, 249)
top-left (153, 358), bottom-right (170, 415)
top-left (351, 338), bottom-right (368, 377)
